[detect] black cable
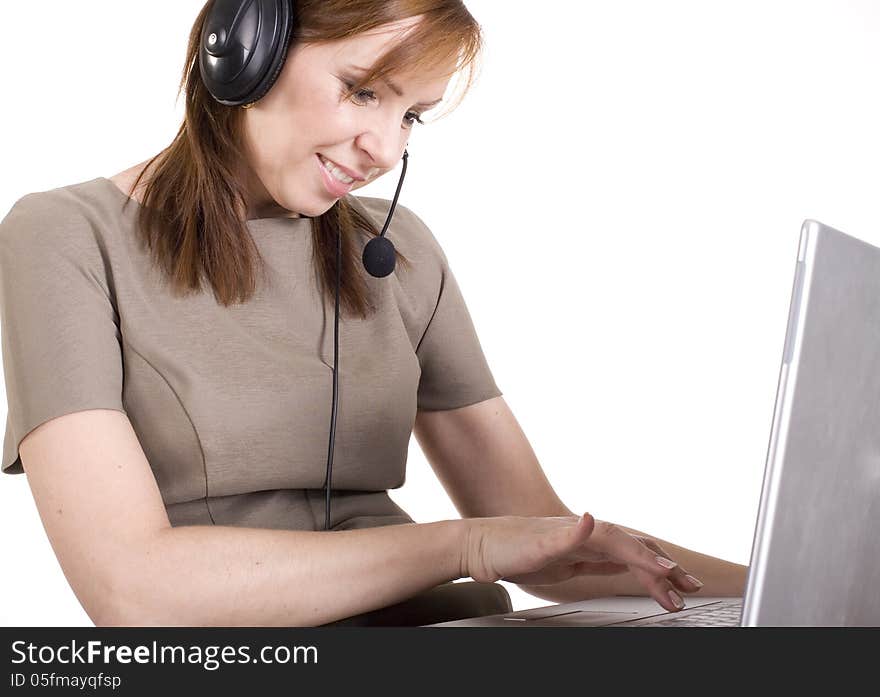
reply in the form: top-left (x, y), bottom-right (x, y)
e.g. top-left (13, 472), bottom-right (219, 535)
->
top-left (324, 224), bottom-right (341, 531)
top-left (323, 151), bottom-right (408, 530)
top-left (379, 149), bottom-right (407, 238)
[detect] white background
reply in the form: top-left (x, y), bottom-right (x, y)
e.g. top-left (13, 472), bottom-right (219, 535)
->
top-left (2, 0), bottom-right (879, 626)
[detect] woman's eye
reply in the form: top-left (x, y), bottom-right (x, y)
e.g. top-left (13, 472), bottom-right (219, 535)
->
top-left (340, 79), bottom-right (424, 129)
top-left (404, 112), bottom-right (425, 128)
top-left (352, 88), bottom-right (376, 104)
top-left (340, 80), bottom-right (375, 104)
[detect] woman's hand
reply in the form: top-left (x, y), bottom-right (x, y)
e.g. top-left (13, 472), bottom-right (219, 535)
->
top-left (463, 513), bottom-right (705, 613)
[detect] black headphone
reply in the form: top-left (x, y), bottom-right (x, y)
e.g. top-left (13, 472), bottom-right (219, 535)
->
top-left (199, 0), bottom-right (410, 531)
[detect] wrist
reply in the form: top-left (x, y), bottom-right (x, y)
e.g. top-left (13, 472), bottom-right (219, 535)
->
top-left (451, 518), bottom-right (475, 581)
top-left (454, 517), bottom-right (486, 581)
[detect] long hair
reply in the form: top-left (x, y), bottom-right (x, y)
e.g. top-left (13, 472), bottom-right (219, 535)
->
top-left (122, 0), bottom-right (484, 318)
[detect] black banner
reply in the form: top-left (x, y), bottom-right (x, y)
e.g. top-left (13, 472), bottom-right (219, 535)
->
top-left (2, 627), bottom-right (874, 693)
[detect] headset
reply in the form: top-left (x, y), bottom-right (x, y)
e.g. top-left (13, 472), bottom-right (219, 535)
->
top-left (198, 0), bottom-right (410, 531)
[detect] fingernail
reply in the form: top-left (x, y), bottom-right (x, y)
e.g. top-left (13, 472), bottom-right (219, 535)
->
top-left (668, 590), bottom-right (684, 609)
top-left (655, 556), bottom-right (678, 570)
top-left (685, 574), bottom-right (704, 588)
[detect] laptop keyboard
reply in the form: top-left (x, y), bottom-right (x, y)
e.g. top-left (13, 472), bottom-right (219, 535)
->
top-left (629, 599), bottom-right (743, 627)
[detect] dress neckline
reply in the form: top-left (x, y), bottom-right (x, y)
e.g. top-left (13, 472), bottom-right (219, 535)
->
top-left (96, 177), bottom-right (310, 224)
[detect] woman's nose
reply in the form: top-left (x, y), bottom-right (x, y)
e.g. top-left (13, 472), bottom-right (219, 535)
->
top-left (357, 118), bottom-right (407, 171)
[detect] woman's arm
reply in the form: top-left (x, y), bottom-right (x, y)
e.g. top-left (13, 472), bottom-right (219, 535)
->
top-left (414, 396), bottom-right (747, 601)
top-left (414, 396), bottom-right (571, 519)
top-left (21, 409), bottom-right (468, 627)
top-left (123, 520), bottom-right (468, 626)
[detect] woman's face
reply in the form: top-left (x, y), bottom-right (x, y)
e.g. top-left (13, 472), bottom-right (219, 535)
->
top-left (240, 16), bottom-right (452, 219)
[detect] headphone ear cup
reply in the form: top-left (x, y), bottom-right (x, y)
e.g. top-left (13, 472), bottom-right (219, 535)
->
top-left (200, 0), bottom-right (297, 106)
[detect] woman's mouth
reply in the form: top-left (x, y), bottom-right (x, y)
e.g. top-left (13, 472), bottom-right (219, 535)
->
top-left (317, 154), bottom-right (355, 197)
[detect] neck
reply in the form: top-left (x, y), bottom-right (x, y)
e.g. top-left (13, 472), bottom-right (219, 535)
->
top-left (240, 163), bottom-right (303, 220)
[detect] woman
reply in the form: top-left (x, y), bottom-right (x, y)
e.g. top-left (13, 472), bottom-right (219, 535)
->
top-left (0, 0), bottom-right (746, 626)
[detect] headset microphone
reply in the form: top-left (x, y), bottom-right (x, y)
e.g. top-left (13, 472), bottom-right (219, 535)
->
top-left (362, 150), bottom-right (407, 278)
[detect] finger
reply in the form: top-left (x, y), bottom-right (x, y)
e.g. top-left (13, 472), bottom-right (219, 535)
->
top-left (637, 538), bottom-right (704, 593)
top-left (670, 572), bottom-right (704, 594)
top-left (590, 522), bottom-right (685, 580)
top-left (543, 513), bottom-right (596, 562)
top-left (570, 513), bottom-right (596, 539)
top-left (631, 565), bottom-right (687, 613)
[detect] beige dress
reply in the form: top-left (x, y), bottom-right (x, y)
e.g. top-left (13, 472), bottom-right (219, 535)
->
top-left (0, 176), bottom-right (510, 624)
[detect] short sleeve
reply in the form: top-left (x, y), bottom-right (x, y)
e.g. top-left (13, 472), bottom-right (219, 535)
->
top-left (0, 192), bottom-right (125, 475)
top-left (413, 227), bottom-right (502, 411)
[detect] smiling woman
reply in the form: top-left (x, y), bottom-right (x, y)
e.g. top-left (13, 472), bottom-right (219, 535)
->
top-left (124, 0), bottom-right (481, 315)
top-left (0, 0), bottom-right (750, 630)
top-left (1, 0), bottom-right (517, 628)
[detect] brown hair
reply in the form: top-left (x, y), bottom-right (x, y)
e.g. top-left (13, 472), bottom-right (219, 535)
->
top-left (123, 0), bottom-right (483, 318)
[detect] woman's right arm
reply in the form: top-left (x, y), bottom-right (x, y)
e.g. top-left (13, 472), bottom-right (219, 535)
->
top-left (20, 408), bottom-right (692, 627)
top-left (135, 519), bottom-right (466, 626)
top-left (20, 408), bottom-right (468, 627)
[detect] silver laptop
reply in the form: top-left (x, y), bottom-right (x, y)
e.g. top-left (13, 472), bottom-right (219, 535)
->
top-left (427, 219), bottom-right (880, 627)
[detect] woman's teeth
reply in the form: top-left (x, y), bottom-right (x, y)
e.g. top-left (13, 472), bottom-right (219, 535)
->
top-left (319, 155), bottom-right (355, 184)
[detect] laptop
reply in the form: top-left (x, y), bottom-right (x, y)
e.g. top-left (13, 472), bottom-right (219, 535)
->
top-left (427, 219), bottom-right (880, 627)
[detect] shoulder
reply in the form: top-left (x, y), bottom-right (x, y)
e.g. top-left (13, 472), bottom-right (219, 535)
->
top-left (347, 194), bottom-right (448, 266)
top-left (0, 181), bottom-right (113, 277)
top-left (1, 180), bottom-right (108, 247)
